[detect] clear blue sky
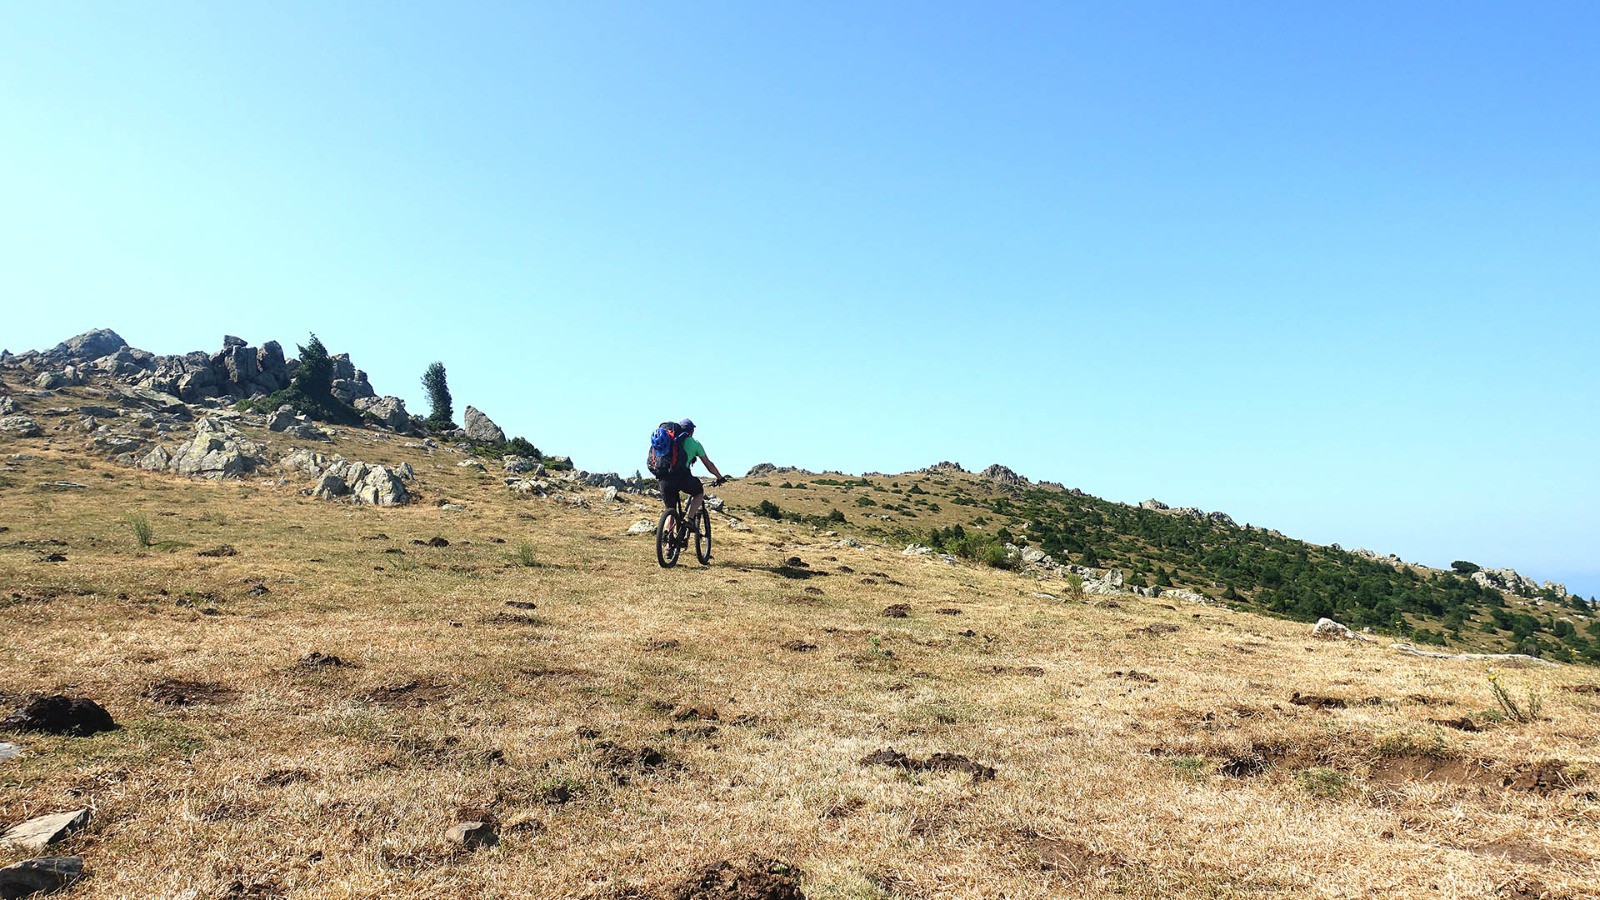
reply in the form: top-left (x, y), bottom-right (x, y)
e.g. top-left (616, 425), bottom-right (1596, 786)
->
top-left (2, 3), bottom-right (1596, 598)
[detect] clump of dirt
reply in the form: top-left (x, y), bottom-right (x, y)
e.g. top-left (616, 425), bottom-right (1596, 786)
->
top-left (836, 565), bottom-right (854, 574)
top-left (821, 798), bottom-right (863, 819)
top-left (1131, 623), bottom-right (1179, 636)
top-left (259, 769), bottom-right (311, 787)
top-left (361, 533), bottom-right (389, 541)
top-left (411, 537), bottom-right (450, 548)
top-left (1111, 670), bottom-right (1158, 683)
top-left (783, 556), bottom-right (808, 568)
top-left (143, 678), bottom-right (239, 706)
top-left (595, 741), bottom-right (676, 784)
top-left (1428, 716), bottom-right (1480, 732)
top-left (1289, 692), bottom-right (1348, 710)
top-left (483, 612), bottom-right (541, 626)
top-left (671, 704), bottom-right (718, 721)
top-left (644, 639), bottom-right (681, 651)
top-left (936, 607), bottom-right (962, 615)
top-left (859, 748), bottom-right (996, 781)
top-left (859, 578), bottom-right (879, 586)
top-left (2, 694), bottom-right (117, 736)
top-left (802, 587), bottom-right (823, 596)
top-left (360, 680), bottom-right (453, 707)
top-left (781, 640), bottom-right (817, 652)
top-left (662, 854), bottom-right (805, 900)
top-left (881, 604), bottom-right (910, 618)
top-left (247, 583), bottom-right (271, 597)
top-left (1217, 750), bottom-right (1270, 777)
top-left (505, 600), bottom-right (538, 610)
top-left (297, 651), bottom-right (352, 669)
top-left (197, 544), bottom-right (237, 557)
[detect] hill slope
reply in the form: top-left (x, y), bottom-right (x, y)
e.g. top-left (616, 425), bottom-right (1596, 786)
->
top-left (2, 333), bottom-right (1598, 898)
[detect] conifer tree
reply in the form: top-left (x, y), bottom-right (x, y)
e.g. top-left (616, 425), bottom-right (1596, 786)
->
top-left (422, 361), bottom-right (453, 429)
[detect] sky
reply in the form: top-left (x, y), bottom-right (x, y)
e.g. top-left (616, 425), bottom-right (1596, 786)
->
top-left (2, 3), bottom-right (1596, 597)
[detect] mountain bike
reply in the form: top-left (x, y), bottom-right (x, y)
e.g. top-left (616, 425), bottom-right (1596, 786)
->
top-left (655, 477), bottom-right (725, 568)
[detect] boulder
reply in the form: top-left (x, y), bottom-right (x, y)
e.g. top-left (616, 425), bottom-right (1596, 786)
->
top-left (704, 496), bottom-right (725, 512)
top-left (46, 328), bottom-right (127, 362)
top-left (0, 856), bottom-right (84, 898)
top-left (139, 418), bottom-right (268, 480)
top-left (312, 472), bottom-right (349, 500)
top-left (280, 448), bottom-right (329, 475)
top-left (980, 464), bottom-right (1027, 487)
top-left (0, 416), bottom-right (43, 438)
top-left (354, 395), bottom-right (411, 432)
top-left (463, 406), bottom-right (506, 443)
top-left (0, 743), bottom-right (19, 763)
top-left (602, 486), bottom-right (619, 503)
top-left (1139, 499), bottom-right (1170, 511)
top-left (395, 462), bottom-right (414, 480)
top-left (1020, 547), bottom-right (1050, 565)
top-left (503, 456), bottom-right (542, 474)
top-left (323, 458), bottom-right (410, 506)
top-left (1312, 618), bottom-right (1358, 640)
top-left (266, 407), bottom-right (297, 432)
top-left (626, 519), bottom-right (656, 534)
top-left (1207, 511), bottom-right (1237, 527)
top-left (0, 810), bottom-right (90, 852)
top-left (579, 471), bottom-right (627, 490)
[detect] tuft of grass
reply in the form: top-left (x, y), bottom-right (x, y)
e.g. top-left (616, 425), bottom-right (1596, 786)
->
top-left (510, 542), bottom-right (540, 568)
top-left (1169, 756), bottom-right (1210, 781)
top-left (1295, 767), bottom-right (1350, 799)
top-left (126, 513), bottom-right (154, 548)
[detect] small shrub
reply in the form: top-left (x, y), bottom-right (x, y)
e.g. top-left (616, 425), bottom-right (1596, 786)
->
top-left (511, 542), bottom-right (540, 568)
top-left (754, 500), bottom-right (783, 520)
top-left (126, 513), bottom-right (154, 548)
top-left (825, 509), bottom-right (846, 524)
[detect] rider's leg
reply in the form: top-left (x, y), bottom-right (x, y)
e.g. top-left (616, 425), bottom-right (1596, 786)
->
top-left (684, 478), bottom-right (705, 524)
top-left (662, 483), bottom-right (680, 533)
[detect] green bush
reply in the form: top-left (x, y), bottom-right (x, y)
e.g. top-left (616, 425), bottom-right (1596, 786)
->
top-left (126, 513), bottom-right (153, 549)
top-left (754, 500), bottom-right (783, 519)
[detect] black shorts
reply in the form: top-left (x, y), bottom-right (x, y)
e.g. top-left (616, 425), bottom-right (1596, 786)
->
top-left (660, 469), bottom-right (703, 508)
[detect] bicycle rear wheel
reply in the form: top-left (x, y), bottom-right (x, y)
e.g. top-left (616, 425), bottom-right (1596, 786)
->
top-left (693, 507), bottom-right (712, 565)
top-left (656, 508), bottom-right (681, 568)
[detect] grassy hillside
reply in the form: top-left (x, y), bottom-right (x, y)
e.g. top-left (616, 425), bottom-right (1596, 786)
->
top-left (729, 467), bottom-right (1599, 664)
top-left (2, 374), bottom-right (1598, 898)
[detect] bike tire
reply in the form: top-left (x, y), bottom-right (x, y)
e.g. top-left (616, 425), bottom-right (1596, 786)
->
top-left (656, 508), bottom-right (681, 568)
top-left (694, 507), bottom-right (712, 565)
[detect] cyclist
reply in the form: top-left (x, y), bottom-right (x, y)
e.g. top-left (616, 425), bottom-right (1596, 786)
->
top-left (661, 418), bottom-right (726, 535)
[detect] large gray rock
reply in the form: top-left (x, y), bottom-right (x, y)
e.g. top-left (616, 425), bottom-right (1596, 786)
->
top-left (0, 743), bottom-right (19, 763)
top-left (1312, 618), bottom-right (1358, 640)
top-left (503, 455), bottom-right (542, 474)
top-left (0, 856), bottom-right (84, 897)
top-left (0, 416), bottom-right (43, 438)
top-left (311, 458), bottom-right (411, 505)
top-left (138, 418), bottom-right (269, 480)
top-left (0, 809), bottom-right (89, 852)
top-left (1139, 498), bottom-right (1169, 511)
top-left (980, 464), bottom-right (1027, 487)
top-left (280, 448), bottom-right (329, 475)
top-left (463, 406), bottom-right (505, 443)
top-left (46, 328), bottom-right (127, 362)
top-left (354, 396), bottom-right (411, 432)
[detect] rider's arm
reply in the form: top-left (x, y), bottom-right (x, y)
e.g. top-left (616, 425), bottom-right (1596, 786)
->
top-left (700, 456), bottom-right (724, 481)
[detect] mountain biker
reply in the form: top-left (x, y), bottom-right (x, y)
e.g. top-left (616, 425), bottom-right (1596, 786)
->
top-left (660, 418), bottom-right (725, 534)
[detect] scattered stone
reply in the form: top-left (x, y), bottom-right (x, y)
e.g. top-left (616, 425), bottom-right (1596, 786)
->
top-left (0, 810), bottom-right (90, 852)
top-left (1, 696), bottom-right (116, 737)
top-left (0, 743), bottom-right (19, 763)
top-left (445, 819), bottom-right (499, 850)
top-left (138, 417), bottom-right (268, 480)
top-left (0, 416), bottom-right (43, 438)
top-left (0, 856), bottom-right (84, 897)
top-left (1311, 617), bottom-right (1372, 641)
top-left (1389, 644), bottom-right (1560, 667)
top-left (662, 854), bottom-right (805, 900)
top-left (627, 518), bottom-right (656, 535)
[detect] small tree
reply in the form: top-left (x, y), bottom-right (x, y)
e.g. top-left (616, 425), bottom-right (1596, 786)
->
top-left (293, 334), bottom-right (334, 395)
top-left (422, 361), bottom-right (454, 429)
top-left (1451, 560), bottom-right (1481, 575)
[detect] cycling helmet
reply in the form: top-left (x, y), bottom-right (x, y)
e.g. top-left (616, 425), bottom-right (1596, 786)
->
top-left (678, 418), bottom-right (695, 433)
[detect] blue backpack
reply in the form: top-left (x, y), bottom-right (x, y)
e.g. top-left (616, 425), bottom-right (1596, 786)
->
top-left (647, 421), bottom-right (684, 477)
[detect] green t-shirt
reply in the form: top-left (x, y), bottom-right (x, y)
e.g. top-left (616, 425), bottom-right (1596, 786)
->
top-left (681, 435), bottom-right (705, 467)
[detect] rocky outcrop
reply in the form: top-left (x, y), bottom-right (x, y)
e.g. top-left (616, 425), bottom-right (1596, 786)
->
top-left (0, 415), bottom-right (43, 438)
top-left (1471, 567), bottom-right (1566, 599)
top-left (463, 406), bottom-right (505, 443)
top-left (1140, 499), bottom-right (1170, 510)
top-left (138, 418), bottom-right (269, 480)
top-left (45, 328), bottom-right (127, 363)
top-left (310, 458), bottom-right (411, 505)
top-left (919, 461), bottom-right (966, 475)
top-left (980, 464), bottom-right (1028, 488)
top-left (328, 353), bottom-right (376, 404)
top-left (354, 396), bottom-right (413, 432)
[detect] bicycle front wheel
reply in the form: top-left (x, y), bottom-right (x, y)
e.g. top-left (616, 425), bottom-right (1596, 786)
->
top-left (693, 507), bottom-right (712, 565)
top-left (656, 509), bottom-right (681, 568)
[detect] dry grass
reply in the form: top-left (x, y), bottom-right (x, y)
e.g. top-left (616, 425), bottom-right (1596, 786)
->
top-left (2, 390), bottom-right (1598, 898)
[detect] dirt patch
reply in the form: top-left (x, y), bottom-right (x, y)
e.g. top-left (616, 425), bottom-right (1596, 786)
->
top-left (595, 741), bottom-right (677, 784)
top-left (259, 768), bottom-right (312, 787)
top-left (518, 666), bottom-right (590, 679)
top-left (410, 537), bottom-right (450, 548)
top-left (936, 607), bottom-right (962, 615)
top-left (1289, 692), bottom-right (1347, 711)
top-left (859, 577), bottom-right (879, 586)
top-left (1495, 876), bottom-right (1549, 900)
top-left (504, 600), bottom-right (537, 610)
top-left (1427, 716), bottom-right (1480, 732)
top-left (881, 604), bottom-right (910, 618)
top-left (143, 678), bottom-right (239, 706)
top-left (483, 612), bottom-right (542, 626)
top-left (802, 587), bottom-right (823, 596)
top-left (783, 557), bottom-right (808, 568)
top-left (1021, 831), bottom-right (1130, 878)
top-left (860, 748), bottom-right (996, 781)
top-left (1562, 684), bottom-right (1600, 694)
top-left (989, 662), bottom-right (1032, 674)
top-left (836, 565), bottom-right (854, 574)
top-left (780, 640), bottom-right (817, 652)
top-left (1367, 756), bottom-right (1581, 795)
top-left (197, 544), bottom-right (237, 557)
top-left (1131, 623), bottom-right (1179, 636)
top-left (644, 639), bottom-right (681, 651)
top-left (360, 680), bottom-right (453, 708)
top-left (821, 798), bottom-right (863, 820)
top-left (671, 704), bottom-right (718, 721)
top-left (1111, 670), bottom-right (1158, 683)
top-left (662, 855), bottom-right (805, 900)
